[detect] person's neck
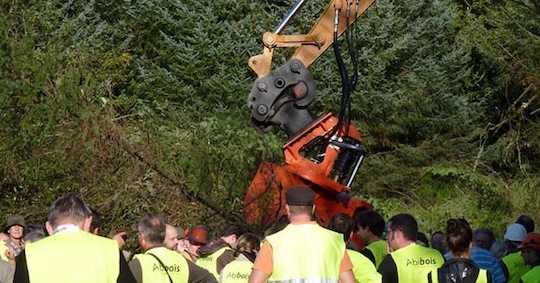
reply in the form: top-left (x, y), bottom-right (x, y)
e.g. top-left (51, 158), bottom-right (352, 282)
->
top-left (9, 236), bottom-right (22, 246)
top-left (397, 240), bottom-right (416, 250)
top-left (188, 251), bottom-right (199, 260)
top-left (452, 252), bottom-right (470, 259)
top-left (221, 235), bottom-right (235, 247)
top-left (288, 214), bottom-right (312, 224)
top-left (366, 234), bottom-right (382, 245)
top-left (53, 223), bottom-right (82, 234)
top-left (188, 249), bottom-right (199, 259)
top-left (144, 243), bottom-right (164, 252)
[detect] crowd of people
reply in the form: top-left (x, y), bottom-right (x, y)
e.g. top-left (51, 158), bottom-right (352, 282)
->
top-left (0, 186), bottom-right (539, 283)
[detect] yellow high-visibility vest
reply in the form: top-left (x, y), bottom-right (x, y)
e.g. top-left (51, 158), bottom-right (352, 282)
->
top-left (502, 252), bottom-right (530, 283)
top-left (520, 265), bottom-right (540, 283)
top-left (348, 249), bottom-right (382, 283)
top-left (134, 246), bottom-right (190, 283)
top-left (196, 246), bottom-right (232, 280)
top-left (219, 256), bottom-right (253, 283)
top-left (25, 229), bottom-right (119, 283)
top-left (389, 243), bottom-right (444, 283)
top-left (365, 239), bottom-right (387, 268)
top-left (266, 222), bottom-right (345, 283)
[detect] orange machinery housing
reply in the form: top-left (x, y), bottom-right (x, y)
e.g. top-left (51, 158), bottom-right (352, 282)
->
top-left (243, 113), bottom-right (372, 228)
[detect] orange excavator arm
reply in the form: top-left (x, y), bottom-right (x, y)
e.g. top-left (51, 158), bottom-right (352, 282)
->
top-left (244, 0), bottom-right (376, 244)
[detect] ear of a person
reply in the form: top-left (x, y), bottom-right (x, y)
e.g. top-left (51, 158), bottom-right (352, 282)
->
top-left (83, 216), bottom-right (92, 232)
top-left (45, 221), bottom-right (54, 235)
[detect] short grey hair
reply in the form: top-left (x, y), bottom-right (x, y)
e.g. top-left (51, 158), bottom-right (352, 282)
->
top-left (138, 213), bottom-right (166, 245)
top-left (48, 194), bottom-right (93, 227)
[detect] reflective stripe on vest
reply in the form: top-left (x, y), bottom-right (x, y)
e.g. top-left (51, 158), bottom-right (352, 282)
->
top-left (502, 252), bottom-right (531, 283)
top-left (196, 246), bottom-right (231, 280)
top-left (520, 265), bottom-right (540, 283)
top-left (391, 244), bottom-right (444, 283)
top-left (266, 223), bottom-right (344, 283)
top-left (220, 258), bottom-right (253, 283)
top-left (347, 249), bottom-right (382, 283)
top-left (25, 230), bottom-right (119, 283)
top-left (366, 240), bottom-right (387, 268)
top-left (134, 246), bottom-right (190, 283)
top-left (428, 268), bottom-right (489, 283)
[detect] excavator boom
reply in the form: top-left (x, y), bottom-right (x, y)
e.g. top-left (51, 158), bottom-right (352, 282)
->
top-left (249, 0), bottom-right (376, 77)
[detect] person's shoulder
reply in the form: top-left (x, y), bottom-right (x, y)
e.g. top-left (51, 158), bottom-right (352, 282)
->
top-left (377, 253), bottom-right (396, 273)
top-left (501, 250), bottom-right (521, 261)
top-left (348, 249), bottom-right (374, 265)
top-left (188, 260), bottom-right (218, 283)
top-left (315, 224), bottom-right (346, 239)
top-left (360, 247), bottom-right (376, 262)
top-left (85, 232), bottom-right (119, 246)
top-left (519, 265), bottom-right (540, 283)
top-left (347, 249), bottom-right (362, 257)
top-left (128, 255), bottom-right (141, 265)
top-left (420, 245), bottom-right (445, 257)
top-left (370, 239), bottom-right (386, 247)
top-left (265, 227), bottom-right (286, 242)
top-left (471, 246), bottom-right (498, 261)
top-left (390, 243), bottom-right (415, 255)
top-left (161, 246), bottom-right (184, 256)
top-left (222, 248), bottom-right (235, 256)
top-left (471, 246), bottom-right (492, 255)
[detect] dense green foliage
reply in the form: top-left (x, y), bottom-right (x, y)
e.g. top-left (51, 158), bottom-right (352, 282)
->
top-left (1, 0), bottom-right (539, 248)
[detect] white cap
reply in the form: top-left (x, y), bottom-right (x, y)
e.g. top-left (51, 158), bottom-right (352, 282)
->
top-left (504, 223), bottom-right (527, 242)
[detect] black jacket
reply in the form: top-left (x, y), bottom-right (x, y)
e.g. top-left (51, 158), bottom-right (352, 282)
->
top-left (428, 258), bottom-right (493, 283)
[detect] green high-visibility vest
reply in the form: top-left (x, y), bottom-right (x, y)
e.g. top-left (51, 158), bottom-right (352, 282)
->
top-left (390, 243), bottom-right (444, 283)
top-left (134, 246), bottom-right (190, 283)
top-left (520, 265), bottom-right (540, 283)
top-left (365, 240), bottom-right (387, 268)
top-left (266, 222), bottom-right (345, 283)
top-left (197, 246), bottom-right (232, 280)
top-left (219, 257), bottom-right (253, 283)
top-left (25, 229), bottom-right (119, 283)
top-left (502, 252), bottom-right (530, 283)
top-left (348, 249), bottom-right (382, 283)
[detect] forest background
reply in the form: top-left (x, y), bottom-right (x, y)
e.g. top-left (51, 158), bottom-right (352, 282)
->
top-left (1, 0), bottom-right (539, 250)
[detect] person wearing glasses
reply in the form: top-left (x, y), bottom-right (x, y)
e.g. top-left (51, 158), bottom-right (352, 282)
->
top-left (377, 213), bottom-right (444, 283)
